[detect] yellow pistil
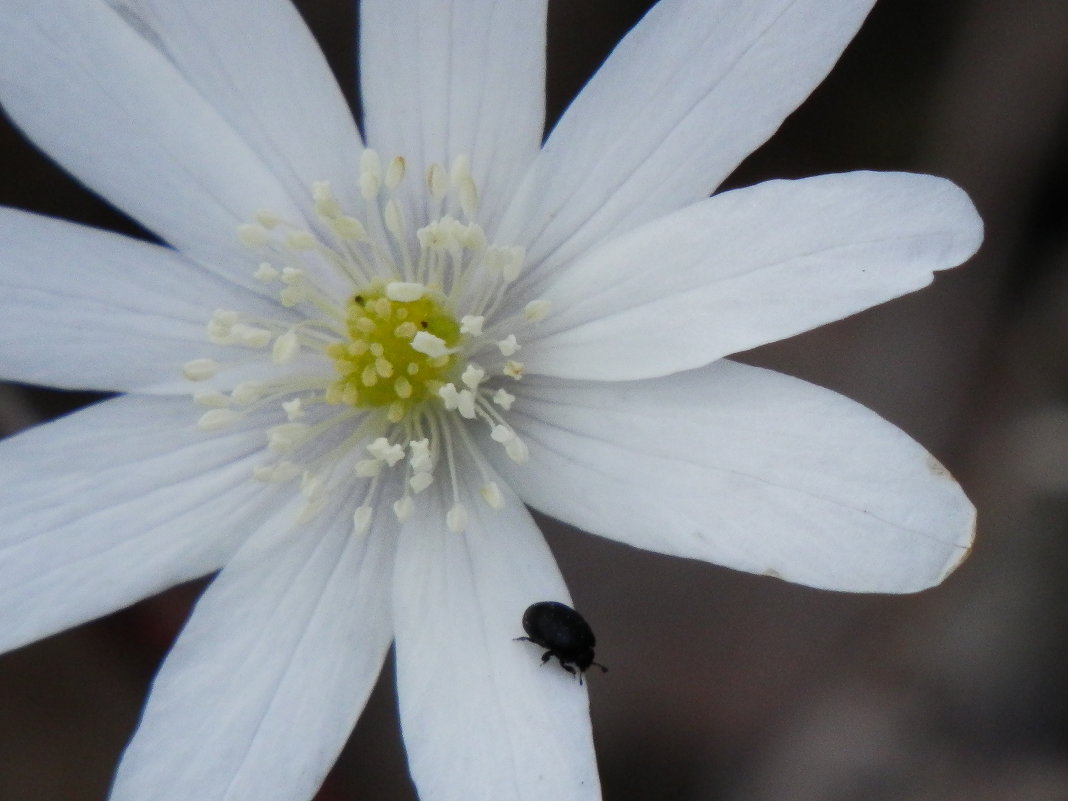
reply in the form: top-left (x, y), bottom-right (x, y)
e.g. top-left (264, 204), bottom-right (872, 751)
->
top-left (325, 281), bottom-right (461, 421)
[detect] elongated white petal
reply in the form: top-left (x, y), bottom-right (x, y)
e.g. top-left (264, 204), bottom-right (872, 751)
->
top-left (0, 208), bottom-right (289, 393)
top-left (360, 0), bottom-right (546, 232)
top-left (0, 396), bottom-right (278, 655)
top-left (523, 172), bottom-right (982, 381)
top-left (96, 0), bottom-right (365, 214)
top-left (498, 0), bottom-right (875, 275)
top-left (110, 497), bottom-right (395, 801)
top-left (492, 365), bottom-right (974, 593)
top-left (393, 456), bottom-right (600, 801)
top-left (0, 0), bottom-right (304, 281)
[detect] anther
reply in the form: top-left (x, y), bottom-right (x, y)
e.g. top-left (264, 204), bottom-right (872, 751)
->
top-left (353, 505), bottom-right (373, 535)
top-left (197, 409), bottom-right (240, 431)
top-left (492, 389), bottom-right (515, 410)
top-left (446, 503), bottom-right (468, 533)
top-left (497, 335), bottom-right (520, 356)
top-left (480, 482), bottom-right (505, 510)
top-left (273, 330), bottom-right (301, 364)
top-left (411, 331), bottom-right (448, 358)
top-left (461, 364), bottom-right (485, 390)
top-left (524, 300), bottom-right (550, 321)
top-left (183, 358), bottom-right (220, 381)
top-left (460, 315), bottom-right (484, 336)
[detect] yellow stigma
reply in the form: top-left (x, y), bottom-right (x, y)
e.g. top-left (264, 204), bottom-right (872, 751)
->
top-left (325, 281), bottom-right (461, 421)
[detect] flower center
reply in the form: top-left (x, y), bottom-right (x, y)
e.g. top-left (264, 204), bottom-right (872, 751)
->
top-left (325, 282), bottom-right (461, 421)
top-left (181, 151), bottom-right (548, 534)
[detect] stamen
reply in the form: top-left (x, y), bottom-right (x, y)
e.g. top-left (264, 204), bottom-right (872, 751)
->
top-left (189, 153), bottom-right (546, 533)
top-left (183, 359), bottom-right (220, 381)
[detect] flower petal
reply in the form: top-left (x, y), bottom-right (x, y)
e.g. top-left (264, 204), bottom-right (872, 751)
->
top-left (110, 495), bottom-right (395, 801)
top-left (360, 0), bottom-right (546, 232)
top-left (0, 0), bottom-right (309, 277)
top-left (498, 0), bottom-right (875, 271)
top-left (491, 364), bottom-right (974, 594)
top-left (393, 452), bottom-right (600, 801)
top-left (0, 395), bottom-right (281, 655)
top-left (0, 208), bottom-right (289, 393)
top-left (523, 172), bottom-right (982, 381)
top-left (96, 0), bottom-right (365, 212)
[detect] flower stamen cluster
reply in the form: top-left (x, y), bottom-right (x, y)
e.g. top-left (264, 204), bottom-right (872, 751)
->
top-left (181, 151), bottom-right (547, 533)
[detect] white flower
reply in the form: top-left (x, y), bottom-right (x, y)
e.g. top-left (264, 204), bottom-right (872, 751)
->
top-left (0, 1), bottom-right (982, 801)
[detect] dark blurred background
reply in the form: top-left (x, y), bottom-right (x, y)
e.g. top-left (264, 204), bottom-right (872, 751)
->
top-left (3, 0), bottom-right (1068, 799)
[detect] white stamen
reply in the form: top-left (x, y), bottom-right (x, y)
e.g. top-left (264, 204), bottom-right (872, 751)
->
top-left (354, 459), bottom-right (383, 478)
top-left (353, 505), bottom-right (373, 536)
top-left (504, 360), bottom-right (524, 379)
top-left (393, 496), bottom-right (414, 521)
top-left (360, 149), bottom-right (382, 198)
top-left (497, 335), bottom-right (520, 356)
top-left (427, 163), bottom-right (448, 201)
top-left (267, 423), bottom-right (309, 454)
top-left (505, 436), bottom-right (529, 464)
top-left (439, 383), bottom-right (460, 411)
top-left (231, 381), bottom-right (266, 405)
top-left (279, 285), bottom-right (307, 307)
top-left (282, 398), bottom-right (305, 421)
top-left (409, 439), bottom-right (433, 473)
top-left (281, 267), bottom-right (305, 285)
top-left (194, 390), bottom-right (231, 408)
top-left (491, 425), bottom-right (514, 444)
top-left (461, 363), bottom-right (485, 390)
top-left (254, 262), bottom-right (280, 282)
top-left (183, 358), bottom-right (220, 381)
top-left (230, 323), bottom-right (272, 348)
top-left (272, 330), bottom-right (301, 364)
top-left (253, 461), bottom-right (302, 482)
top-left (361, 148), bottom-right (382, 179)
top-left (456, 389), bottom-right (477, 419)
top-left (313, 181), bottom-right (342, 218)
top-left (446, 503), bottom-right (468, 533)
top-left (384, 200), bottom-right (405, 239)
top-left (331, 216), bottom-right (369, 241)
top-left (301, 472), bottom-right (325, 500)
top-left (255, 209), bottom-right (282, 228)
top-left (286, 231), bottom-right (317, 251)
top-left (368, 437), bottom-right (405, 466)
top-left (460, 315), bottom-right (484, 336)
top-left (411, 331), bottom-right (448, 358)
top-left (197, 409), bottom-right (240, 431)
top-left (386, 281), bottom-right (426, 302)
top-left (386, 156), bottom-right (406, 189)
top-left (524, 300), bottom-right (551, 321)
top-left (237, 223), bottom-right (268, 248)
top-left (492, 388), bottom-right (515, 410)
top-left (410, 471), bottom-right (434, 494)
top-left (480, 482), bottom-right (505, 510)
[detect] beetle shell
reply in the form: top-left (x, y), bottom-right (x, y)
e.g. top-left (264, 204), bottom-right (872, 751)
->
top-left (517, 601), bottom-right (606, 681)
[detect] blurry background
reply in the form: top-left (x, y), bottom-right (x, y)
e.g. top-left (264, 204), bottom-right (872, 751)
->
top-left (3, 0), bottom-right (1068, 799)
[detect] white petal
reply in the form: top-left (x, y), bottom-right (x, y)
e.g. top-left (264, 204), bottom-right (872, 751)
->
top-left (360, 0), bottom-right (546, 232)
top-left (491, 365), bottom-right (974, 594)
top-left (111, 496), bottom-right (395, 801)
top-left (0, 208), bottom-right (288, 393)
top-left (498, 0), bottom-right (875, 274)
top-left (0, 395), bottom-right (279, 655)
top-left (97, 0), bottom-right (365, 213)
top-left (393, 454), bottom-right (600, 801)
top-left (0, 0), bottom-right (305, 279)
top-left (523, 172), bottom-right (982, 381)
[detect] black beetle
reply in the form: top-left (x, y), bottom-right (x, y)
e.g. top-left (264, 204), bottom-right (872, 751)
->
top-left (515, 601), bottom-right (607, 683)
